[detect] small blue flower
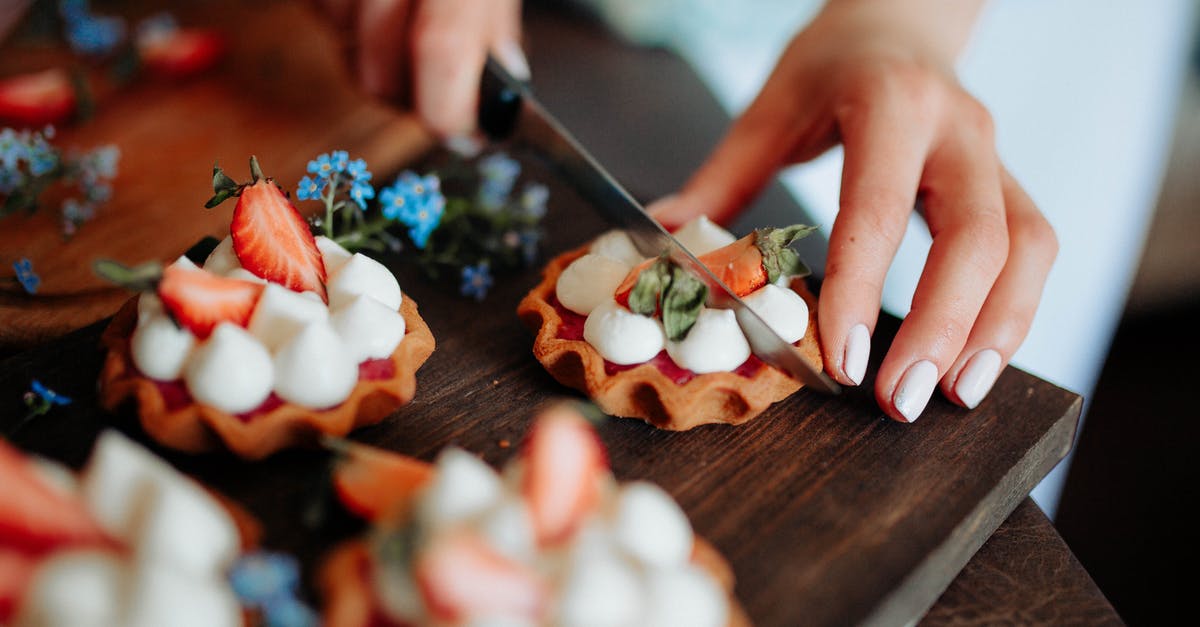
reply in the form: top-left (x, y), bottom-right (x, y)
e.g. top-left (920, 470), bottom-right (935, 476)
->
top-left (478, 152), bottom-right (520, 194)
top-left (262, 597), bottom-right (318, 627)
top-left (30, 380), bottom-right (70, 406)
top-left (306, 153), bottom-right (337, 180)
top-left (519, 183), bottom-right (549, 219)
top-left (381, 171), bottom-right (445, 247)
top-left (519, 229), bottom-right (541, 266)
top-left (296, 175), bottom-right (325, 201)
top-left (329, 150), bottom-right (349, 173)
top-left (26, 145), bottom-right (59, 177)
top-left (460, 262), bottom-right (493, 301)
top-left (65, 13), bottom-right (127, 56)
top-left (61, 198), bottom-right (95, 223)
top-left (229, 552), bottom-right (301, 608)
top-left (0, 128), bottom-right (27, 170)
top-left (346, 158), bottom-right (370, 182)
top-left (13, 258), bottom-right (40, 294)
top-left (79, 144), bottom-right (119, 181)
top-left (348, 178), bottom-right (375, 210)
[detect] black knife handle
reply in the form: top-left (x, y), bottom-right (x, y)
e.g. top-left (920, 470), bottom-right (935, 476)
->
top-left (478, 57), bottom-right (524, 141)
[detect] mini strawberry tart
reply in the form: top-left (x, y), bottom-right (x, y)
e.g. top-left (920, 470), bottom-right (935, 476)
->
top-left (98, 158), bottom-right (435, 459)
top-left (318, 404), bottom-right (747, 627)
top-left (0, 431), bottom-right (258, 626)
top-left (518, 217), bottom-right (823, 430)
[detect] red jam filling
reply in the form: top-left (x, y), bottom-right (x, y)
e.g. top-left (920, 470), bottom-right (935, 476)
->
top-left (131, 341), bottom-right (397, 422)
top-left (550, 297), bottom-right (764, 385)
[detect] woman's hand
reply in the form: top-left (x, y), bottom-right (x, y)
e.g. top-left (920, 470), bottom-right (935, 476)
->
top-left (651, 0), bottom-right (1057, 422)
top-left (315, 0), bottom-right (528, 141)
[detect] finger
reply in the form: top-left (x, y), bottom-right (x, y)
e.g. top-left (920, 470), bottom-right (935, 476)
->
top-left (874, 121), bottom-right (1009, 423)
top-left (489, 0), bottom-right (529, 82)
top-left (940, 168), bottom-right (1057, 408)
top-left (411, 0), bottom-right (492, 138)
top-left (816, 92), bottom-right (934, 388)
top-left (356, 0), bottom-right (413, 101)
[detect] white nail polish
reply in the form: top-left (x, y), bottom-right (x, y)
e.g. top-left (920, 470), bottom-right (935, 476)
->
top-left (842, 323), bottom-right (870, 385)
top-left (894, 360), bottom-right (938, 423)
top-left (444, 134), bottom-right (483, 158)
top-left (494, 40), bottom-right (531, 82)
top-left (955, 349), bottom-right (1002, 409)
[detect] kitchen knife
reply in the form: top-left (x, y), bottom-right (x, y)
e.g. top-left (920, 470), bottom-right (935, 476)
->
top-left (479, 57), bottom-right (840, 395)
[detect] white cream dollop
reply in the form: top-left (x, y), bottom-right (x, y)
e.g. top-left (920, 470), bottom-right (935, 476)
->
top-left (671, 216), bottom-right (736, 255)
top-left (742, 283), bottom-right (809, 343)
top-left (556, 550), bottom-right (643, 627)
top-left (184, 323), bottom-right (273, 414)
top-left (555, 254), bottom-right (632, 316)
top-left (419, 448), bottom-right (503, 528)
top-left (330, 294), bottom-right (406, 362)
top-left (640, 565), bottom-right (730, 627)
top-left (583, 299), bottom-right (665, 365)
top-left (272, 320), bottom-right (358, 408)
top-left (16, 551), bottom-right (125, 627)
top-left (131, 314), bottom-right (194, 381)
top-left (666, 308), bottom-right (750, 373)
top-left (122, 560), bottom-right (241, 627)
top-left (202, 236), bottom-right (240, 276)
top-left (247, 283), bottom-right (330, 352)
top-left (589, 229), bottom-right (645, 267)
top-left (316, 235), bottom-right (353, 275)
top-left (328, 253), bottom-right (403, 310)
top-left (225, 267), bottom-right (267, 284)
top-left (612, 482), bottom-right (693, 568)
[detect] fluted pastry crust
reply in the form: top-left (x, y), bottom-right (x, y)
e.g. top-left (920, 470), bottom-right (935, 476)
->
top-left (517, 247), bottom-right (823, 430)
top-left (98, 295), bottom-right (435, 459)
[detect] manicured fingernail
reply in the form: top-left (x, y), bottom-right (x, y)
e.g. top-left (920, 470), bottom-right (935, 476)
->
top-left (955, 349), bottom-right (1002, 409)
top-left (444, 134), bottom-right (483, 158)
top-left (894, 360), bottom-right (938, 423)
top-left (494, 40), bottom-right (531, 82)
top-left (842, 323), bottom-right (870, 385)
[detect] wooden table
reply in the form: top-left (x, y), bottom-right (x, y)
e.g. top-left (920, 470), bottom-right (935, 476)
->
top-left (0, 3), bottom-right (1120, 625)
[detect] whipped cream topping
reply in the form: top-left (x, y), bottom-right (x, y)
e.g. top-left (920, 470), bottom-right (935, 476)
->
top-left (131, 237), bottom-right (410, 412)
top-left (589, 229), bottom-right (645, 267)
top-left (374, 445), bottom-right (728, 627)
top-left (666, 308), bottom-right (751, 374)
top-left (18, 431), bottom-right (241, 627)
top-left (556, 253), bottom-right (633, 316)
top-left (742, 283), bottom-right (809, 344)
top-left (583, 299), bottom-right (666, 365)
top-left (272, 319), bottom-right (359, 409)
top-left (184, 323), bottom-right (274, 414)
top-left (671, 215), bottom-right (736, 255)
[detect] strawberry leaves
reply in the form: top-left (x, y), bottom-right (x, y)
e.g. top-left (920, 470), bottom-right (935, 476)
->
top-left (626, 257), bottom-right (707, 342)
top-left (756, 224), bottom-right (817, 284)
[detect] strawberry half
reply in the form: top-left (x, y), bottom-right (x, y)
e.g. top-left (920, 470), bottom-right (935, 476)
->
top-left (0, 69), bottom-right (76, 127)
top-left (521, 405), bottom-right (607, 547)
top-left (229, 167), bottom-right (328, 302)
top-left (330, 441), bottom-right (434, 522)
top-left (157, 264), bottom-right (264, 339)
top-left (0, 440), bottom-right (111, 557)
top-left (0, 548), bottom-right (37, 623)
top-left (415, 531), bottom-right (547, 623)
top-left (139, 28), bottom-right (227, 80)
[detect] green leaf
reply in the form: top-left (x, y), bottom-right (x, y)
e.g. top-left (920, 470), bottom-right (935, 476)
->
top-left (204, 187), bottom-right (238, 209)
top-left (212, 164), bottom-right (239, 194)
top-left (756, 224), bottom-right (818, 283)
top-left (627, 257), bottom-right (670, 316)
top-left (93, 259), bottom-right (163, 293)
top-left (661, 266), bottom-right (707, 341)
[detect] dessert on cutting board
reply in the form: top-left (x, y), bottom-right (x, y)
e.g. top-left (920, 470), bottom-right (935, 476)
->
top-left (98, 158), bottom-right (434, 459)
top-left (518, 217), bottom-right (823, 429)
top-left (319, 403), bottom-right (746, 627)
top-left (0, 431), bottom-right (258, 626)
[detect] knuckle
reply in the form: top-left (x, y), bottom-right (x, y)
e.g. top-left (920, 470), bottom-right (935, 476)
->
top-left (956, 96), bottom-right (995, 139)
top-left (954, 218), bottom-right (1009, 275)
top-left (1011, 212), bottom-right (1059, 265)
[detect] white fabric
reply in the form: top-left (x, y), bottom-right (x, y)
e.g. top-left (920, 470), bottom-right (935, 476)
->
top-left (583, 0), bottom-right (1197, 517)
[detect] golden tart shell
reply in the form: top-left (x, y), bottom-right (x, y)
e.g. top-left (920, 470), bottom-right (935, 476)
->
top-left (517, 247), bottom-right (823, 430)
top-left (98, 294), bottom-right (435, 459)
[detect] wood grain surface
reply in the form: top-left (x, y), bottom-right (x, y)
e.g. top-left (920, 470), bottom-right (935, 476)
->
top-left (0, 1), bottom-right (432, 349)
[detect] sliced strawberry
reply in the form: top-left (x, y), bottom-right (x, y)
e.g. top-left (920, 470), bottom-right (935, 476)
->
top-left (521, 406), bottom-right (607, 546)
top-left (0, 69), bottom-right (75, 127)
top-left (139, 28), bottom-right (227, 80)
top-left (157, 265), bottom-right (264, 339)
top-left (231, 177), bottom-right (328, 301)
top-left (415, 531), bottom-right (547, 623)
top-left (0, 440), bottom-right (110, 557)
top-left (331, 442), bottom-right (434, 522)
top-left (0, 548), bottom-right (37, 623)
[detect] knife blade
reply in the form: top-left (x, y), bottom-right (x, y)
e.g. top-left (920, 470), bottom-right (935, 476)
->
top-left (479, 57), bottom-right (840, 395)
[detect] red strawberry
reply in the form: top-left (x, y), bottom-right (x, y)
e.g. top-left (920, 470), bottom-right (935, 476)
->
top-left (0, 69), bottom-right (75, 127)
top-left (521, 406), bottom-right (607, 546)
top-left (0, 440), bottom-right (111, 557)
top-left (231, 175), bottom-right (328, 302)
top-left (157, 264), bottom-right (264, 339)
top-left (415, 531), bottom-right (547, 623)
top-left (139, 28), bottom-right (227, 80)
top-left (0, 548), bottom-right (37, 623)
top-left (331, 441), bottom-right (434, 522)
